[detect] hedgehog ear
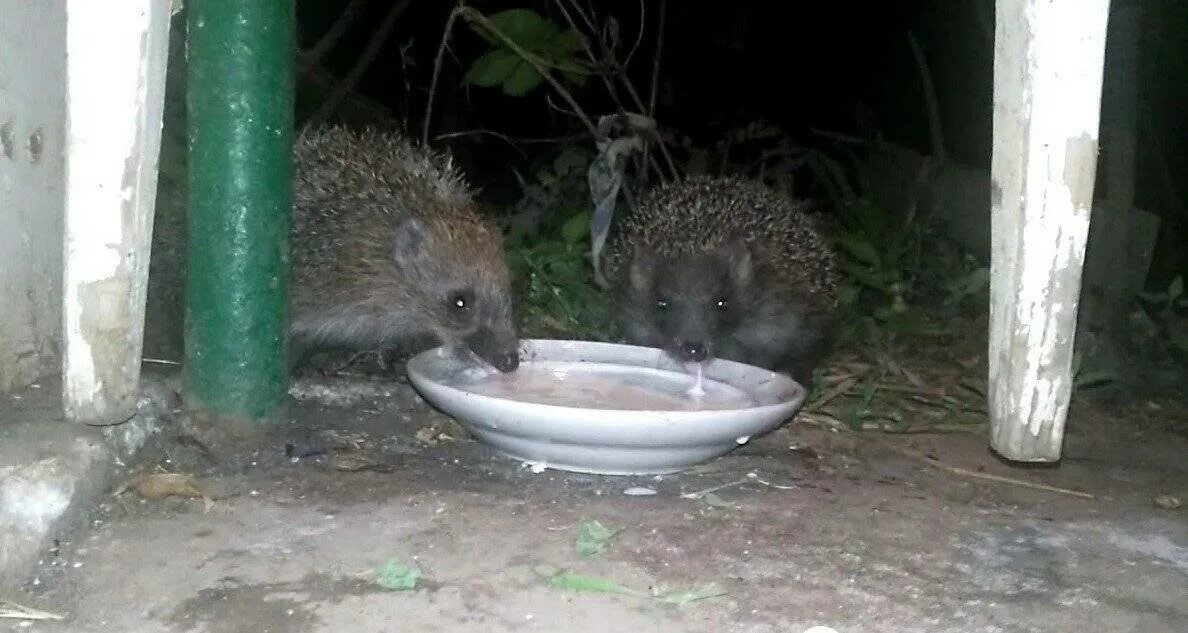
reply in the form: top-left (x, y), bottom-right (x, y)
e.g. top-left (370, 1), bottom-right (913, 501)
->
top-left (721, 239), bottom-right (752, 286)
top-left (627, 244), bottom-right (655, 291)
top-left (392, 216), bottom-right (428, 267)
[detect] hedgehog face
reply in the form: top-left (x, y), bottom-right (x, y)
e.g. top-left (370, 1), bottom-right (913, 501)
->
top-left (390, 216), bottom-right (520, 372)
top-left (628, 240), bottom-right (752, 365)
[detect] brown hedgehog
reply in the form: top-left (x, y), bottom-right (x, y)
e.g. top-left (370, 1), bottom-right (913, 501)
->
top-left (288, 125), bottom-right (520, 373)
top-left (603, 175), bottom-right (839, 385)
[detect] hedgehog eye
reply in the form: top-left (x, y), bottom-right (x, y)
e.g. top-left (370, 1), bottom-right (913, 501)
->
top-left (714, 297), bottom-right (728, 310)
top-left (655, 297), bottom-right (669, 310)
top-left (447, 289), bottom-right (474, 314)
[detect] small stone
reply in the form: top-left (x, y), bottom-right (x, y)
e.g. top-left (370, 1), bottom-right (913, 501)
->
top-left (623, 487), bottom-right (657, 496)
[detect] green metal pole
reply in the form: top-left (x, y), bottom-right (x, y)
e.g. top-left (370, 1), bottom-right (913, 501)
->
top-left (185, 0), bottom-right (293, 422)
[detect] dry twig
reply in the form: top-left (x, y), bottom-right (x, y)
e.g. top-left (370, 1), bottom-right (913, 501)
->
top-left (0, 600), bottom-right (65, 621)
top-left (306, 0), bottom-right (412, 127)
top-left (875, 439), bottom-right (1096, 500)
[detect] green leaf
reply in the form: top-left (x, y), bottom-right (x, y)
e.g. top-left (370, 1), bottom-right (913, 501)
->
top-left (553, 148), bottom-right (589, 173)
top-left (804, 149), bottom-right (857, 202)
top-left (1169, 328), bottom-right (1188, 355)
top-left (548, 572), bottom-right (637, 595)
top-left (503, 60), bottom-right (544, 96)
top-left (838, 261), bottom-right (888, 290)
top-left (879, 308), bottom-right (930, 335)
top-left (949, 266), bottom-right (991, 299)
top-left (553, 29), bottom-right (586, 53)
top-left (561, 212), bottom-right (591, 244)
top-left (1168, 275), bottom-right (1184, 302)
top-left (1073, 370), bottom-right (1117, 390)
top-left (835, 282), bottom-right (861, 306)
top-left (561, 68), bottom-right (589, 87)
top-left (374, 560), bottom-right (422, 590)
top-left (574, 519), bottom-right (618, 557)
top-left (463, 49), bottom-right (520, 87)
top-left (487, 8), bottom-right (558, 50)
top-left (833, 234), bottom-right (882, 267)
top-left (839, 408), bottom-right (865, 432)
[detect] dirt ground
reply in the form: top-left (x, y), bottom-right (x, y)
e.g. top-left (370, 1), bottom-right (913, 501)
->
top-left (5, 355), bottom-right (1185, 633)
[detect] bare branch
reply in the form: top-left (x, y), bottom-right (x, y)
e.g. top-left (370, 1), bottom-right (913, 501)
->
top-left (908, 30), bottom-right (946, 163)
top-left (305, 0), bottom-right (412, 128)
top-left (299, 0), bottom-right (372, 76)
top-left (423, 5), bottom-right (466, 146)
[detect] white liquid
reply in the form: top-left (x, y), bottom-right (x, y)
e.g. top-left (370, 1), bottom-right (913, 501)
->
top-left (454, 361), bottom-right (754, 411)
top-left (685, 362), bottom-right (707, 398)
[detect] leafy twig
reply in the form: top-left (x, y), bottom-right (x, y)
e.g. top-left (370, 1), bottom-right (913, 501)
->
top-left (457, 6), bottom-right (601, 140)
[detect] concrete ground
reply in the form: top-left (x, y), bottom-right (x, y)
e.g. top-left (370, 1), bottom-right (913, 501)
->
top-left (1, 367), bottom-right (1185, 633)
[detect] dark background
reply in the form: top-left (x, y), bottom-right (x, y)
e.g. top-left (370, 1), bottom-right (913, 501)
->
top-left (294, 0), bottom-right (1187, 285)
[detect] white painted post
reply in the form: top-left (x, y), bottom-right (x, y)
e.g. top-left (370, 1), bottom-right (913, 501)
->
top-left (62, 1), bottom-right (174, 423)
top-left (989, 0), bottom-right (1111, 461)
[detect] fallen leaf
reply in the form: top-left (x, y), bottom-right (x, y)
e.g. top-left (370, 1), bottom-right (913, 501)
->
top-left (414, 425), bottom-right (441, 446)
top-left (115, 472), bottom-right (205, 501)
top-left (375, 560), bottom-right (422, 590)
top-left (575, 519), bottom-right (619, 557)
top-left (700, 492), bottom-right (737, 509)
top-left (547, 572), bottom-right (638, 595)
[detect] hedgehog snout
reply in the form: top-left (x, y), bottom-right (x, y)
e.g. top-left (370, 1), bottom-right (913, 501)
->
top-left (464, 326), bottom-right (521, 373)
top-left (491, 350), bottom-right (520, 372)
top-left (676, 341), bottom-right (708, 363)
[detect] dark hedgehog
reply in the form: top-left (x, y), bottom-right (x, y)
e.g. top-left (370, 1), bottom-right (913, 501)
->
top-left (603, 175), bottom-right (840, 385)
top-left (289, 125), bottom-right (520, 373)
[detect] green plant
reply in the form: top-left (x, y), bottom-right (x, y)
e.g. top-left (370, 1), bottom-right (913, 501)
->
top-left (794, 142), bottom-right (987, 339)
top-left (501, 148), bottom-right (615, 341)
top-left (1137, 275), bottom-right (1188, 356)
top-left (506, 209), bottom-right (616, 341)
top-left (503, 147), bottom-right (592, 243)
top-left (830, 195), bottom-right (938, 336)
top-left (462, 8), bottom-right (590, 97)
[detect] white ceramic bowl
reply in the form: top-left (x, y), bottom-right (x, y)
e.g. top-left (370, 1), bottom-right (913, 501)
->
top-left (406, 339), bottom-right (806, 475)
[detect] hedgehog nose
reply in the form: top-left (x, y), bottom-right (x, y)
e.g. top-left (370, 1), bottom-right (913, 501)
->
top-left (492, 350), bottom-right (520, 373)
top-left (678, 341), bottom-right (708, 363)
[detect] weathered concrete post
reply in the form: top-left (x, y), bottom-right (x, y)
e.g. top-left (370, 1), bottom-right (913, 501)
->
top-left (989, 0), bottom-right (1111, 461)
top-left (0, 2), bottom-right (65, 396)
top-left (61, 0), bottom-right (174, 423)
top-left (185, 0), bottom-right (294, 423)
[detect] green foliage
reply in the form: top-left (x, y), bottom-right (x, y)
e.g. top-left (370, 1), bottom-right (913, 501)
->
top-left (463, 9), bottom-right (590, 96)
top-left (831, 197), bottom-right (916, 312)
top-left (825, 189), bottom-right (941, 338)
top-left (501, 149), bottom-right (616, 341)
top-left (1137, 275), bottom-right (1188, 356)
top-left (503, 147), bottom-right (591, 243)
top-left (797, 142), bottom-right (989, 340)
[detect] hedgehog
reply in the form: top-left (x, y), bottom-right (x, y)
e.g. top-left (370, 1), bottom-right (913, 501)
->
top-left (603, 175), bottom-right (839, 386)
top-left (288, 125), bottom-right (520, 374)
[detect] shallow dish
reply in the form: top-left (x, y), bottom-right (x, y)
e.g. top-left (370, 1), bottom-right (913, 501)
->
top-left (405, 339), bottom-right (807, 475)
